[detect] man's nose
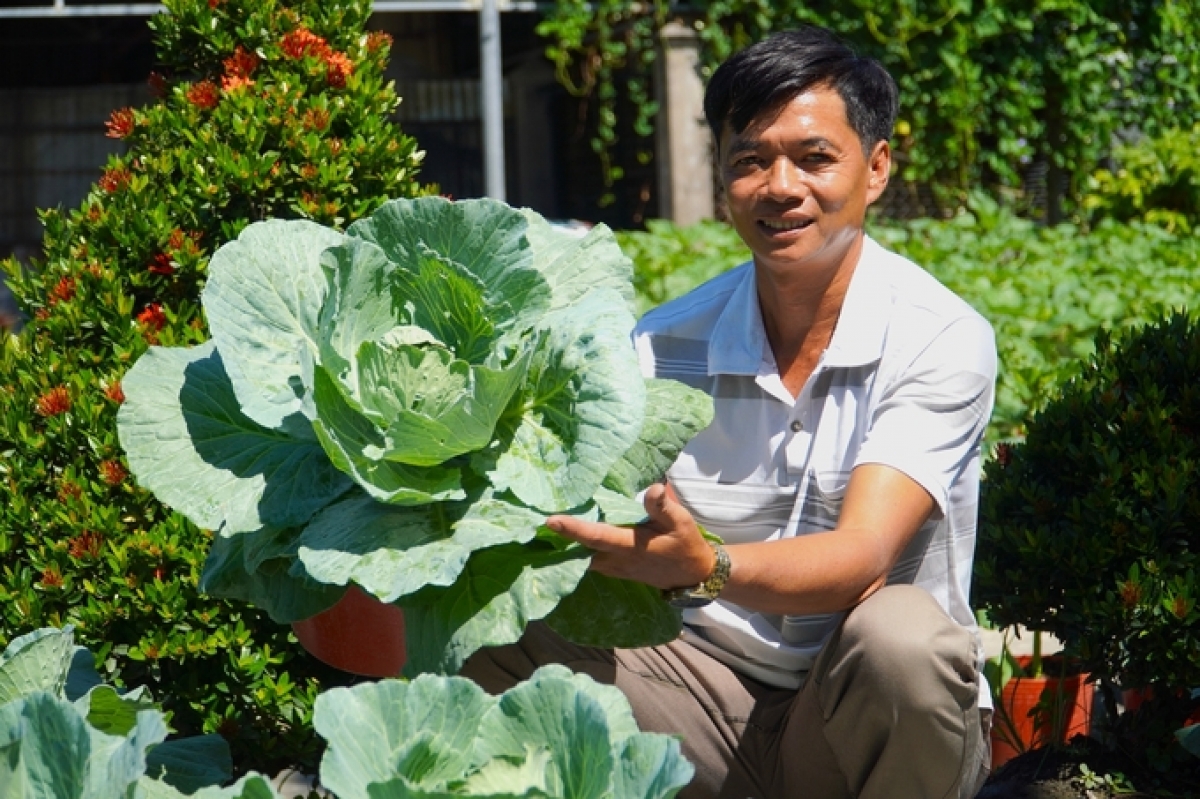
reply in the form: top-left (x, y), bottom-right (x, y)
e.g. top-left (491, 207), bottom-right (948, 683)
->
top-left (762, 157), bottom-right (805, 200)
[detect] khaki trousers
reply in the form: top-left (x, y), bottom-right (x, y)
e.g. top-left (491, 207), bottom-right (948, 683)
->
top-left (461, 584), bottom-right (990, 799)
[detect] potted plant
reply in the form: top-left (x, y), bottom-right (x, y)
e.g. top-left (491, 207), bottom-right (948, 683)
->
top-left (974, 311), bottom-right (1200, 778)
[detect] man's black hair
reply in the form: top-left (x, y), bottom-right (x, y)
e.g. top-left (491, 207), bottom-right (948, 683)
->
top-left (703, 26), bottom-right (898, 155)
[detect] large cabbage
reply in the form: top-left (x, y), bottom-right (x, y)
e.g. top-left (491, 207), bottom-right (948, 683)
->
top-left (117, 198), bottom-right (713, 675)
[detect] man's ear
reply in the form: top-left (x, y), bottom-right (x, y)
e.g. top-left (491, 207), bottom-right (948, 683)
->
top-left (865, 140), bottom-right (891, 206)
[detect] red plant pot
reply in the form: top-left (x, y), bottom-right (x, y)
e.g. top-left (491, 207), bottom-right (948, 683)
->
top-left (991, 656), bottom-right (1093, 769)
top-left (291, 584), bottom-right (406, 678)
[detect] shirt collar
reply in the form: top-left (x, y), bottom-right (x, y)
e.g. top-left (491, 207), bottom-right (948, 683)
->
top-left (707, 235), bottom-right (891, 376)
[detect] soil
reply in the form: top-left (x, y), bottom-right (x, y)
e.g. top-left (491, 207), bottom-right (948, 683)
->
top-left (978, 736), bottom-right (1199, 799)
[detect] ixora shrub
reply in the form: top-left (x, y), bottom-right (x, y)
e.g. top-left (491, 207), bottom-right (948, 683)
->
top-left (313, 665), bottom-right (693, 799)
top-left (0, 0), bottom-right (428, 773)
top-left (1082, 124), bottom-right (1200, 235)
top-left (116, 196), bottom-right (714, 677)
top-left (974, 311), bottom-right (1200, 705)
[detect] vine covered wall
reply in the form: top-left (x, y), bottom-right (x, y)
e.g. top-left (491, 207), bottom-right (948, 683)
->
top-left (537, 0), bottom-right (1200, 220)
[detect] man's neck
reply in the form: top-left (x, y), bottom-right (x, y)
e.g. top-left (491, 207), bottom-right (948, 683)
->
top-left (755, 233), bottom-right (865, 397)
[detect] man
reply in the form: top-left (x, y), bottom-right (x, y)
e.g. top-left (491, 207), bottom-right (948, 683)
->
top-left (463, 26), bottom-right (996, 799)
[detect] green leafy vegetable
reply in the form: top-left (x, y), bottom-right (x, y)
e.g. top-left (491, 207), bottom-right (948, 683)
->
top-left (314, 665), bottom-right (693, 799)
top-left (118, 197), bottom-right (713, 674)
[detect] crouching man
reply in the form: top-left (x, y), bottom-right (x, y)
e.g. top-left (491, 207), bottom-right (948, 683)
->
top-left (464, 25), bottom-right (997, 799)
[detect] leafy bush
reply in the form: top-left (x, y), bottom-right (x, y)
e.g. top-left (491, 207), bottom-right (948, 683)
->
top-left (116, 197), bottom-right (713, 678)
top-left (1082, 125), bottom-right (1200, 234)
top-left (620, 198), bottom-right (1200, 446)
top-left (974, 311), bottom-right (1200, 701)
top-left (0, 0), bottom-right (428, 775)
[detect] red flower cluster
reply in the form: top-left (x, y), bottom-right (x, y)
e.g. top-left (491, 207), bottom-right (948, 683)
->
top-left (302, 106), bottom-right (330, 132)
top-left (58, 481), bottom-right (83, 502)
top-left (49, 276), bottom-right (77, 305)
top-left (100, 459), bottom-right (127, 486)
top-left (137, 303), bottom-right (167, 331)
top-left (325, 52), bottom-right (354, 88)
top-left (105, 381), bottom-right (125, 404)
top-left (98, 166), bottom-right (132, 193)
top-left (69, 530), bottom-right (105, 560)
top-left (35, 386), bottom-right (71, 417)
top-left (224, 45), bottom-right (259, 79)
top-left (105, 107), bottom-right (136, 139)
top-left (1119, 579), bottom-right (1143, 609)
top-left (40, 566), bottom-right (64, 589)
top-left (149, 253), bottom-right (176, 275)
top-left (186, 80), bottom-right (220, 109)
top-left (280, 26), bottom-right (354, 87)
top-left (366, 31), bottom-right (393, 53)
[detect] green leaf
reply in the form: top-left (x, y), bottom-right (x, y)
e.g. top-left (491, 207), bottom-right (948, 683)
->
top-left (483, 291), bottom-right (644, 512)
top-left (1177, 723), bottom-right (1200, 759)
top-left (545, 572), bottom-right (681, 649)
top-left (311, 364), bottom-right (466, 505)
top-left (139, 773), bottom-right (280, 799)
top-left (521, 212), bottom-right (636, 315)
top-left (400, 544), bottom-right (591, 677)
top-left (76, 685), bottom-right (158, 737)
top-left (0, 627), bottom-right (75, 706)
top-left (143, 735), bottom-right (234, 794)
top-left (118, 342), bottom-right (353, 534)
top-left (203, 219), bottom-right (345, 432)
top-left (314, 677), bottom-right (496, 798)
top-left (612, 735), bottom-right (694, 799)
top-left (295, 490), bottom-right (546, 603)
top-left (602, 379), bottom-right (714, 497)
top-left (201, 531), bottom-right (345, 624)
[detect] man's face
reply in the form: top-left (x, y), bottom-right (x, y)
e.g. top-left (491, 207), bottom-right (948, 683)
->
top-left (719, 85), bottom-right (890, 278)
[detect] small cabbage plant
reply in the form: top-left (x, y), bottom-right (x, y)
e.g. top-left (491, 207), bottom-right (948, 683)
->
top-left (315, 665), bottom-right (693, 799)
top-left (0, 626), bottom-right (269, 798)
top-left (117, 197), bottom-right (713, 675)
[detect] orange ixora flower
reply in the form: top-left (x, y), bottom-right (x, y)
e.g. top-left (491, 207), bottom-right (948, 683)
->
top-left (224, 45), bottom-right (259, 79)
top-left (186, 80), bottom-right (220, 109)
top-left (35, 386), bottom-right (71, 417)
top-left (69, 530), bottom-right (105, 560)
top-left (302, 107), bottom-right (330, 132)
top-left (137, 303), bottom-right (167, 332)
top-left (48, 276), bottom-right (77, 305)
top-left (100, 459), bottom-right (127, 486)
top-left (281, 26), bottom-right (331, 60)
top-left (105, 107), bottom-right (136, 139)
top-left (104, 380), bottom-right (125, 404)
top-left (221, 74), bottom-right (255, 93)
top-left (98, 165), bottom-right (132, 193)
top-left (365, 31), bottom-right (393, 53)
top-left (57, 480), bottom-right (83, 502)
top-left (148, 253), bottom-right (176, 275)
top-left (40, 566), bottom-right (64, 589)
top-left (325, 51), bottom-right (354, 88)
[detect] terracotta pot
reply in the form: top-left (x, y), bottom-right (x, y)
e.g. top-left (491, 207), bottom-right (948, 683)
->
top-left (291, 584), bottom-right (406, 677)
top-left (990, 656), bottom-right (1093, 769)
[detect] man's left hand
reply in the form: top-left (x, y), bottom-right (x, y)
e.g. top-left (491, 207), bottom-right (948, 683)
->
top-left (546, 483), bottom-right (715, 590)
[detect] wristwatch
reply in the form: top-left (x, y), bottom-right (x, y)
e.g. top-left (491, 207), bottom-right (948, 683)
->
top-left (662, 541), bottom-right (731, 608)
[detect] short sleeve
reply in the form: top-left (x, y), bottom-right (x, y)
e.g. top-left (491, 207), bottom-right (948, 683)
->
top-left (854, 314), bottom-right (997, 515)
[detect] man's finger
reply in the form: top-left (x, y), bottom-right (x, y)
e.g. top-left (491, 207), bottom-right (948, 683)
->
top-left (546, 514), bottom-right (637, 552)
top-left (643, 482), bottom-right (695, 532)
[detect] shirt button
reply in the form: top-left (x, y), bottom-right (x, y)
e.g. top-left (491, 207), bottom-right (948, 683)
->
top-left (790, 420), bottom-right (803, 432)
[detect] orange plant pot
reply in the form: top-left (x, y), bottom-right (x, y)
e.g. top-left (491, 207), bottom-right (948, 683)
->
top-left (291, 584), bottom-right (406, 678)
top-left (990, 656), bottom-right (1093, 769)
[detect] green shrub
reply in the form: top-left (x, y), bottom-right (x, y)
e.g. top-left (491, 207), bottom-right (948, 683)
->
top-left (0, 0), bottom-right (427, 776)
top-left (1082, 125), bottom-right (1200, 234)
top-left (621, 198), bottom-right (1200, 446)
top-left (974, 311), bottom-right (1200, 699)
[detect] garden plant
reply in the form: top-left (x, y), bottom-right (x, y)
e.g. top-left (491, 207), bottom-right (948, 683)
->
top-left (975, 311), bottom-right (1200, 792)
top-left (115, 196), bottom-right (713, 678)
top-left (0, 0), bottom-right (429, 775)
top-left (2, 626), bottom-right (694, 798)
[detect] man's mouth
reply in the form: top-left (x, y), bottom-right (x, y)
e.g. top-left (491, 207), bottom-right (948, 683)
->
top-left (758, 218), bottom-right (813, 232)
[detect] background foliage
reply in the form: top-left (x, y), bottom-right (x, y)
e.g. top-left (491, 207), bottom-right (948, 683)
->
top-left (539, 0), bottom-right (1200, 219)
top-left (0, 0), bottom-right (428, 776)
top-left (618, 197), bottom-right (1200, 447)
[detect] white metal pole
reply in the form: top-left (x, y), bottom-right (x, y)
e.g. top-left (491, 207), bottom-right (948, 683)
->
top-left (479, 0), bottom-right (507, 201)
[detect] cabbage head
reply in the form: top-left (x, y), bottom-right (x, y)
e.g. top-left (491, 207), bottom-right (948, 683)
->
top-left (117, 198), bottom-right (713, 676)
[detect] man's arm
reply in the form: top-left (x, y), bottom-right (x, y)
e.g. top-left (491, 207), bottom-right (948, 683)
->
top-left (546, 462), bottom-right (934, 617)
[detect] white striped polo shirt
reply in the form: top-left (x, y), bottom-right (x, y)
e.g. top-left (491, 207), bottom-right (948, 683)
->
top-left (634, 235), bottom-right (997, 689)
